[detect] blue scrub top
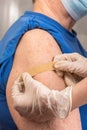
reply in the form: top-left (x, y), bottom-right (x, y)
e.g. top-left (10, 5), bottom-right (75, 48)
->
top-left (0, 11), bottom-right (87, 130)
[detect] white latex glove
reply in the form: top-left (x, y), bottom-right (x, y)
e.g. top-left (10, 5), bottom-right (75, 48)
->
top-left (54, 53), bottom-right (87, 78)
top-left (12, 72), bottom-right (72, 122)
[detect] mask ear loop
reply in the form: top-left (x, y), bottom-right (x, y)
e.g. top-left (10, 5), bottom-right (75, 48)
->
top-left (28, 61), bottom-right (55, 77)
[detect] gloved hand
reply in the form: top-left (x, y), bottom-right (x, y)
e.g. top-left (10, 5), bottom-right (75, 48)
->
top-left (12, 72), bottom-right (72, 122)
top-left (54, 53), bottom-right (87, 78)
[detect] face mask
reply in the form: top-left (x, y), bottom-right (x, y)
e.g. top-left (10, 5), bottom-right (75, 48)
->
top-left (61, 0), bottom-right (87, 21)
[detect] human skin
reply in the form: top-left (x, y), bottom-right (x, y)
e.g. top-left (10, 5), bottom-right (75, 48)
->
top-left (6, 29), bottom-right (81, 130)
top-left (6, 0), bottom-right (81, 129)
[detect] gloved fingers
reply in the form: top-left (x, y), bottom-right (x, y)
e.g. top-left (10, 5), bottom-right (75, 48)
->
top-left (64, 73), bottom-right (78, 86)
top-left (28, 86), bottom-right (72, 120)
top-left (54, 54), bottom-right (70, 62)
top-left (54, 53), bottom-right (86, 77)
top-left (11, 73), bottom-right (35, 113)
top-left (54, 53), bottom-right (85, 63)
top-left (12, 72), bottom-right (73, 121)
top-left (71, 53), bottom-right (87, 60)
top-left (54, 60), bottom-right (75, 73)
top-left (55, 70), bottom-right (64, 77)
top-left (54, 59), bottom-right (84, 77)
top-left (12, 78), bottom-right (27, 108)
top-left (48, 86), bottom-right (72, 118)
top-left (12, 75), bottom-right (25, 97)
top-left (60, 86), bottom-right (72, 114)
top-left (21, 72), bottom-right (33, 90)
top-left (22, 72), bottom-right (50, 95)
top-left (12, 72), bottom-right (52, 119)
top-left (60, 53), bottom-right (82, 61)
top-left (12, 72), bottom-right (33, 96)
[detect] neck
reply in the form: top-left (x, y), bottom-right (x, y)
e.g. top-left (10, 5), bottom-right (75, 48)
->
top-left (33, 0), bottom-right (76, 31)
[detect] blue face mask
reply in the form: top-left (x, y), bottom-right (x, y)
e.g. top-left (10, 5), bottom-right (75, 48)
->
top-left (61, 0), bottom-right (87, 21)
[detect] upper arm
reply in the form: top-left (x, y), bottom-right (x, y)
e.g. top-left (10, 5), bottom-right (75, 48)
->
top-left (6, 29), bottom-right (66, 129)
top-left (6, 29), bottom-right (64, 127)
top-left (8, 29), bottom-right (65, 90)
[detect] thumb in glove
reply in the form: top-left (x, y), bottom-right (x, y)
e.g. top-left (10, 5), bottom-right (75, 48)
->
top-left (54, 53), bottom-right (87, 78)
top-left (12, 72), bottom-right (72, 122)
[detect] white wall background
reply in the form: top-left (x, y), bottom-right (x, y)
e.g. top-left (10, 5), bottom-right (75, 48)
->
top-left (0, 0), bottom-right (87, 50)
top-left (74, 16), bottom-right (87, 50)
top-left (0, 0), bottom-right (33, 38)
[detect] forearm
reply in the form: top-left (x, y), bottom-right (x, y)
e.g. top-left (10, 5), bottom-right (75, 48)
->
top-left (72, 77), bottom-right (87, 110)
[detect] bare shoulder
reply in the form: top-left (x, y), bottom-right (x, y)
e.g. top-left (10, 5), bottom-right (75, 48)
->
top-left (6, 29), bottom-right (81, 130)
top-left (21, 28), bottom-right (60, 50)
top-left (12, 28), bottom-right (65, 89)
top-left (15, 29), bottom-right (62, 68)
top-left (6, 29), bottom-right (65, 129)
